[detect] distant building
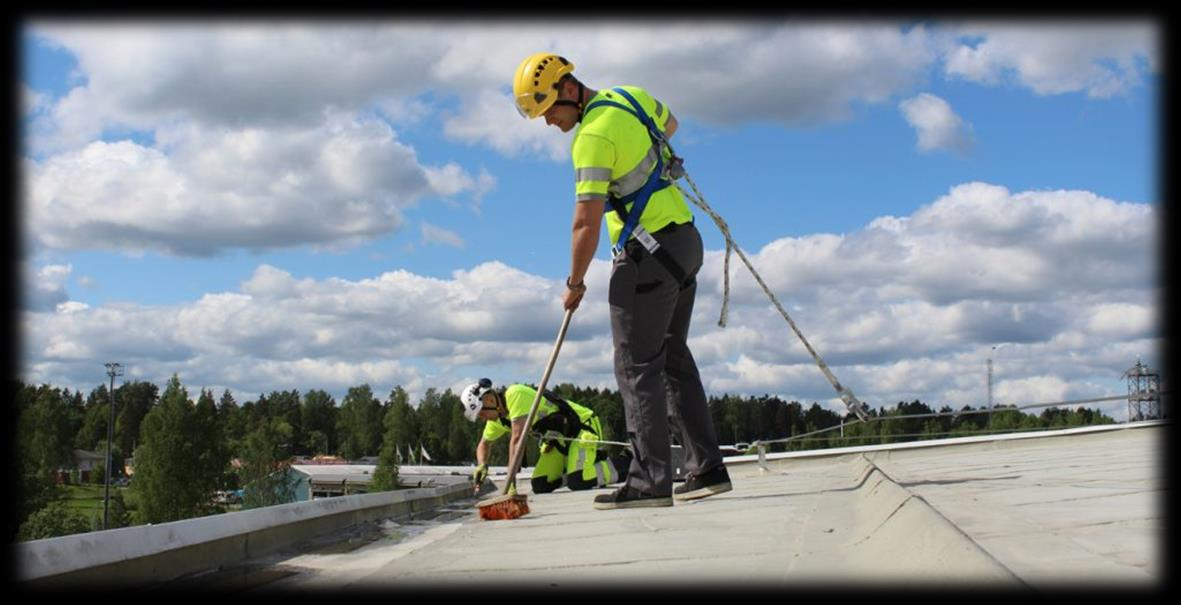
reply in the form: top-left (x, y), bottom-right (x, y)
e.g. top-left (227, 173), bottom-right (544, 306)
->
top-left (55, 449), bottom-right (106, 484)
top-left (257, 464), bottom-right (478, 504)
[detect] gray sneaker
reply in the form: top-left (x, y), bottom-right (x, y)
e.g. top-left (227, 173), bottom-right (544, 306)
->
top-left (673, 465), bottom-right (732, 501)
top-left (593, 485), bottom-right (673, 510)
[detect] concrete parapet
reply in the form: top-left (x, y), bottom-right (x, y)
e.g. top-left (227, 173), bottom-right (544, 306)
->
top-left (17, 481), bottom-right (473, 590)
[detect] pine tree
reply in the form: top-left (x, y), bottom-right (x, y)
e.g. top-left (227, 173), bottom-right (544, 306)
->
top-left (371, 405), bottom-right (402, 492)
top-left (443, 389), bottom-right (471, 464)
top-left (133, 375), bottom-right (213, 523)
top-left (301, 389), bottom-right (338, 455)
top-left (194, 389), bottom-right (232, 495)
top-left (337, 385), bottom-right (381, 461)
top-left (384, 386), bottom-right (417, 460)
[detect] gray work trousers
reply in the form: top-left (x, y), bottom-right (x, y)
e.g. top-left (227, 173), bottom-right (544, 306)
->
top-left (609, 221), bottom-right (723, 496)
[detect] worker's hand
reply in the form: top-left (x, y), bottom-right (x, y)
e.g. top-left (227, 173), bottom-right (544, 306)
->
top-left (472, 463), bottom-right (488, 485)
top-left (563, 277), bottom-right (586, 311)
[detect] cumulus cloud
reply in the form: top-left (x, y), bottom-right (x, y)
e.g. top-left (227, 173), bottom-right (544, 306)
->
top-left (21, 183), bottom-right (1158, 418)
top-left (25, 21), bottom-right (1158, 159)
top-left (24, 263), bottom-right (72, 312)
top-left (27, 23), bottom-right (443, 150)
top-left (22, 22), bottom-right (946, 163)
top-left (899, 93), bottom-right (974, 154)
top-left (21, 22), bottom-right (1160, 263)
top-left (941, 22), bottom-right (1158, 98)
top-left (26, 114), bottom-right (491, 255)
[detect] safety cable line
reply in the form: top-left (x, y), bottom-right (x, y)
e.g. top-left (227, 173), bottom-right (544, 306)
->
top-left (751, 392), bottom-right (1164, 448)
top-left (528, 392), bottom-right (1166, 451)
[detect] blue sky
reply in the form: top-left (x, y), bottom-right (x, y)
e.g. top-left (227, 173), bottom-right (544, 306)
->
top-left (19, 20), bottom-right (1162, 420)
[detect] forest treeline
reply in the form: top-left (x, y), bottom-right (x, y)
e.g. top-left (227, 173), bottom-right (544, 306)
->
top-left (12, 376), bottom-right (1116, 542)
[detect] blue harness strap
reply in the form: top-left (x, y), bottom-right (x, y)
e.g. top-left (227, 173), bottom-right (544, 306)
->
top-left (583, 88), bottom-right (674, 255)
top-left (582, 88), bottom-right (692, 289)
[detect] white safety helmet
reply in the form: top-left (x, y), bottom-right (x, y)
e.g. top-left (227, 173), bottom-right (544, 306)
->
top-left (461, 378), bottom-right (495, 422)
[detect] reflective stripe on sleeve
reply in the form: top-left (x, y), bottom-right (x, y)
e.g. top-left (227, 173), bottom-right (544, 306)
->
top-left (576, 167), bottom-right (613, 183)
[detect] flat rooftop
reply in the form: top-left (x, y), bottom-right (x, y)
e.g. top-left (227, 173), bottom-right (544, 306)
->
top-left (198, 422), bottom-right (1165, 593)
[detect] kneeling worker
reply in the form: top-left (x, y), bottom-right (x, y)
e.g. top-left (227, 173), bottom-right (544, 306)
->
top-left (461, 378), bottom-right (631, 494)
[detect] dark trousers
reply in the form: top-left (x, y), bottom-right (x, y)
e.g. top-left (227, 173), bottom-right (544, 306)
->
top-left (609, 222), bottom-right (723, 496)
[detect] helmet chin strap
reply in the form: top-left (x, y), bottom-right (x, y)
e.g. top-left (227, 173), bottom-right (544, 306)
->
top-left (551, 81), bottom-right (587, 121)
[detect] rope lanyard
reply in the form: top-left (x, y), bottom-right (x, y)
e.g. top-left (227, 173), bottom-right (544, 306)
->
top-left (673, 166), bottom-right (870, 421)
top-left (583, 87), bottom-right (869, 421)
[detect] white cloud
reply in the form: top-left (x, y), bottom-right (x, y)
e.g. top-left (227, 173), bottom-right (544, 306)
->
top-left (27, 23), bottom-right (443, 150)
top-left (21, 183), bottom-right (1158, 419)
top-left (25, 21), bottom-right (1157, 160)
top-left (420, 223), bottom-right (466, 248)
top-left (26, 115), bottom-right (492, 256)
top-left (22, 84), bottom-right (50, 116)
top-left (24, 263), bottom-right (72, 311)
top-left (942, 22), bottom-right (1158, 98)
top-left (23, 22), bottom-right (933, 162)
top-left (441, 88), bottom-right (572, 161)
top-left (899, 93), bottom-right (974, 153)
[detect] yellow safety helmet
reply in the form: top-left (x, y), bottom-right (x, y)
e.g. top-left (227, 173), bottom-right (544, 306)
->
top-left (513, 52), bottom-right (575, 119)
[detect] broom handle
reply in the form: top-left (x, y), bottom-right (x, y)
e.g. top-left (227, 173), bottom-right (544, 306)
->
top-left (502, 308), bottom-right (574, 494)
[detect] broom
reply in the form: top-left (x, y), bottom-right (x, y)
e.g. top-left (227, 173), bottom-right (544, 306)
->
top-left (477, 308), bottom-right (574, 521)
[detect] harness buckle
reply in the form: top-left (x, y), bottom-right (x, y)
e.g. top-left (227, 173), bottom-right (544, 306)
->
top-left (664, 155), bottom-right (685, 181)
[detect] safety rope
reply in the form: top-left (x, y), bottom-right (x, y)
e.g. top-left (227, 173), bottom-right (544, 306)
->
top-left (673, 170), bottom-right (869, 420)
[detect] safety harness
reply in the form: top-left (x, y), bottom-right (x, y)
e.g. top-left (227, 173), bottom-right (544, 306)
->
top-left (583, 88), bottom-right (691, 288)
top-left (532, 391), bottom-right (599, 456)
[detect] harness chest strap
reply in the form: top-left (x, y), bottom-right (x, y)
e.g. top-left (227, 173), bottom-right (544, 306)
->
top-left (583, 88), bottom-right (691, 288)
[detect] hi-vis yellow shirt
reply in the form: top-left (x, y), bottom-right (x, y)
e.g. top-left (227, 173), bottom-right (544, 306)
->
top-left (481, 384), bottom-right (595, 442)
top-left (572, 86), bottom-right (692, 247)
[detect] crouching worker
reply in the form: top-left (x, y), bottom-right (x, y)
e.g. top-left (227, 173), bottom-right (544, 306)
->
top-left (461, 378), bottom-right (631, 494)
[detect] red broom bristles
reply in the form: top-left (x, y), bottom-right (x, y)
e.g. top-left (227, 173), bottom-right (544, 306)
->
top-left (477, 495), bottom-right (530, 520)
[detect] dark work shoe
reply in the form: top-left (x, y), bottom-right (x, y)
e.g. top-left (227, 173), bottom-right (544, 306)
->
top-left (674, 465), bottom-right (732, 501)
top-left (593, 485), bottom-right (673, 510)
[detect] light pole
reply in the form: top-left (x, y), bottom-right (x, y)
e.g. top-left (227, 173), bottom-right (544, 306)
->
top-left (987, 344), bottom-right (1008, 432)
top-left (103, 362), bottom-right (123, 530)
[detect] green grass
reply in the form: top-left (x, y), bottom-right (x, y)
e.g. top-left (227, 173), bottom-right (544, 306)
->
top-left (60, 484), bottom-right (129, 518)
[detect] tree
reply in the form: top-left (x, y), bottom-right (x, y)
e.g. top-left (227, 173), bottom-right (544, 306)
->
top-left (91, 490), bottom-right (131, 531)
top-left (384, 386), bottom-right (417, 460)
top-left (20, 385), bottom-right (75, 476)
top-left (371, 403), bottom-right (403, 492)
top-left (194, 389), bottom-right (232, 492)
top-left (133, 375), bottom-right (219, 523)
top-left (219, 389), bottom-right (249, 454)
top-left (239, 417), bottom-right (298, 509)
top-left (13, 382), bottom-right (60, 540)
top-left (301, 389), bottom-right (338, 455)
top-left (337, 385), bottom-right (382, 461)
top-left (114, 381), bottom-right (159, 462)
top-left (17, 500), bottom-right (91, 541)
top-left (444, 389), bottom-right (473, 464)
top-left (264, 390), bottom-right (304, 453)
top-left (414, 388), bottom-right (443, 462)
top-left (76, 389), bottom-right (111, 452)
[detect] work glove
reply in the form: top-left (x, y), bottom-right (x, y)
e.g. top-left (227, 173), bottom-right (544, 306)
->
top-left (472, 463), bottom-right (488, 485)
